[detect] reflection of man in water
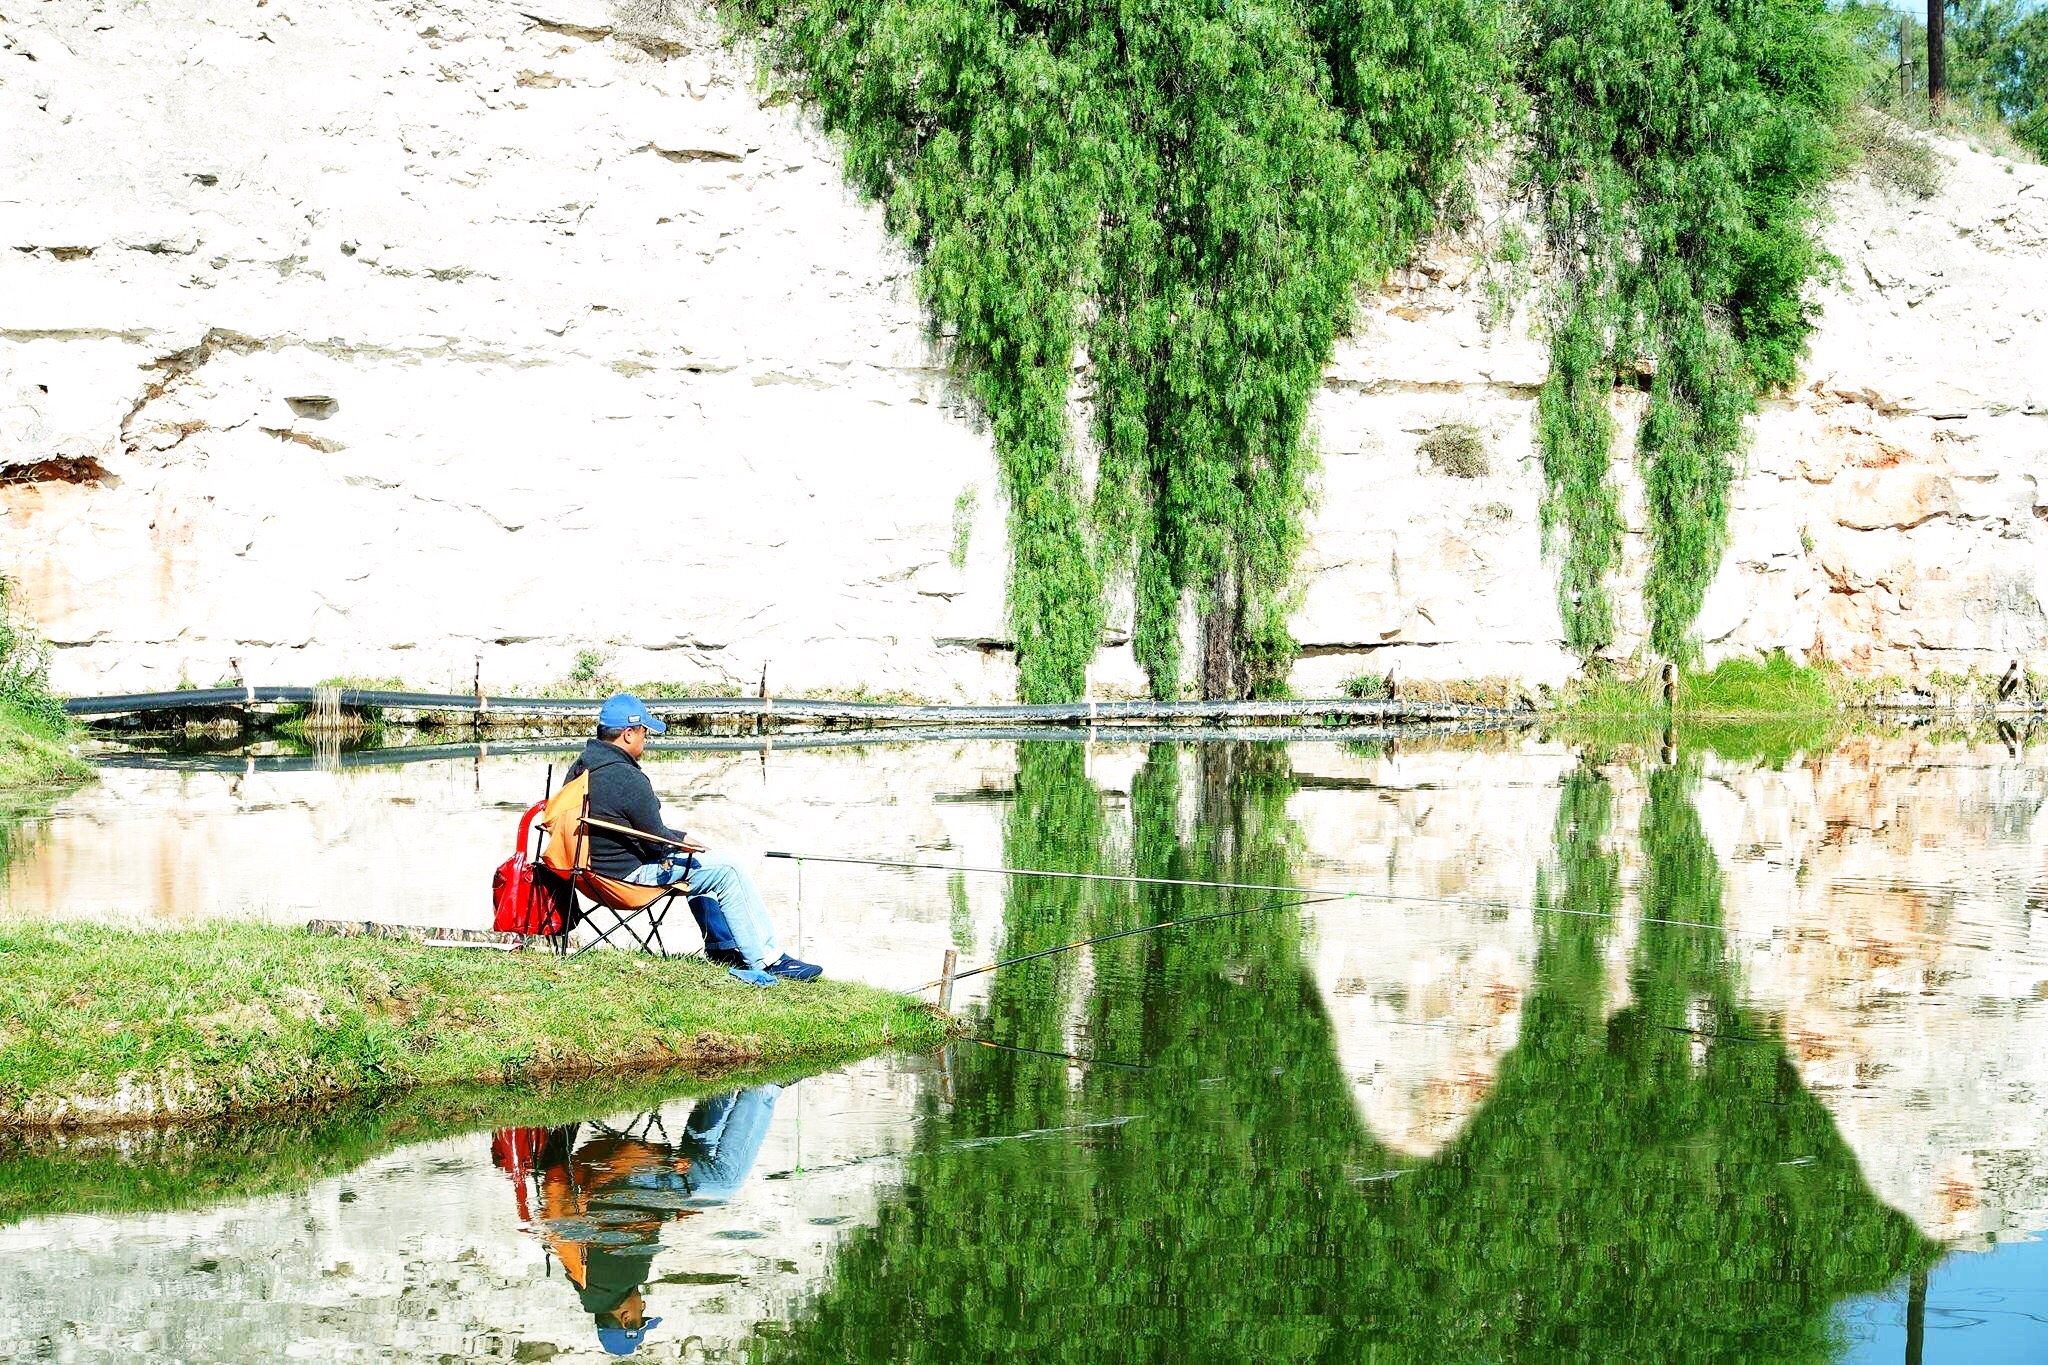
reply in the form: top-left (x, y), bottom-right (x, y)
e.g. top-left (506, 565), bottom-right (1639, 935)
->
top-left (492, 1085), bottom-right (783, 1358)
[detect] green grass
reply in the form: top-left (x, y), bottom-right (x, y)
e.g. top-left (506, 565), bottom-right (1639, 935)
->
top-left (625, 679), bottom-right (749, 700)
top-left (271, 675), bottom-right (406, 741)
top-left (0, 923), bottom-right (952, 1129)
top-left (1685, 655), bottom-right (1838, 712)
top-left (1843, 106), bottom-right (1944, 198)
top-left (0, 1060), bottom-right (834, 1230)
top-left (1419, 422), bottom-right (1490, 479)
top-left (0, 701), bottom-right (91, 790)
top-left (1342, 672), bottom-right (1393, 701)
top-left (950, 485), bottom-right (979, 571)
top-left (1553, 655), bottom-right (1847, 765)
top-left (1563, 654), bottom-right (1838, 718)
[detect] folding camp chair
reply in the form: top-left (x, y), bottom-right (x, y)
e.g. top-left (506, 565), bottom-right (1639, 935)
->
top-left (537, 779), bottom-right (700, 960)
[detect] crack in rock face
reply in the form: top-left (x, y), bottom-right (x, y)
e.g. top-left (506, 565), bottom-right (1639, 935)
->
top-left (258, 427), bottom-right (345, 454)
top-left (0, 454), bottom-right (114, 487)
top-left (642, 140), bottom-right (744, 163)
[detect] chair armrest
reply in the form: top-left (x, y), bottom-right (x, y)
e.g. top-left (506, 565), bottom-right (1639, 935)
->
top-left (582, 816), bottom-right (706, 853)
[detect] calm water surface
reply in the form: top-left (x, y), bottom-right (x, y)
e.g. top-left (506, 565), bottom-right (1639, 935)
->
top-left (2, 731), bottom-right (2045, 1360)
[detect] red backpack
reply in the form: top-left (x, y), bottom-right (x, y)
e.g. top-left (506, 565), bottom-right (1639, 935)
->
top-left (490, 1126), bottom-right (547, 1223)
top-left (492, 799), bottom-right (574, 936)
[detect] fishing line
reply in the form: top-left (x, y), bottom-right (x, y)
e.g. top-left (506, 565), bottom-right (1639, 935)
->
top-left (944, 1114), bottom-right (1144, 1150)
top-left (1659, 1023), bottom-right (1771, 1044)
top-left (911, 892), bottom-right (1350, 992)
top-left (779, 855), bottom-right (2028, 1004)
top-left (773, 850), bottom-right (1751, 938)
top-left (775, 850), bottom-right (1464, 906)
top-left (965, 1037), bottom-right (1152, 1071)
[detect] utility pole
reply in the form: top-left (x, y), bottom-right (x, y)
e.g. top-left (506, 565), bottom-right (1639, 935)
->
top-left (1928, 1), bottom-right (1947, 110)
top-left (1899, 15), bottom-right (1916, 101)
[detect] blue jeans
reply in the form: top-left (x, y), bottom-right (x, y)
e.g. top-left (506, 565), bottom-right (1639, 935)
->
top-left (677, 1084), bottom-right (781, 1203)
top-left (624, 851), bottom-right (781, 969)
top-left (606, 1085), bottom-right (781, 1207)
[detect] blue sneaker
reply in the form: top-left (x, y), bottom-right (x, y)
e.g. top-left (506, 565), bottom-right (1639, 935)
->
top-left (728, 966), bottom-right (778, 987)
top-left (766, 954), bottom-right (823, 982)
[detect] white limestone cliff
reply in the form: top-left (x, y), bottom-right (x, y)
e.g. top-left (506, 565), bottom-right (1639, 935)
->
top-left (3, 0), bottom-right (2045, 699)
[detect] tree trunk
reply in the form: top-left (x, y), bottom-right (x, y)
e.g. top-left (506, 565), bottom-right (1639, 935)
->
top-left (1200, 564), bottom-right (1243, 700)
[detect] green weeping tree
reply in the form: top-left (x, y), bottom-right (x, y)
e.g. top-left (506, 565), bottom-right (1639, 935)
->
top-left (1526, 0), bottom-right (1856, 660)
top-left (728, 1), bottom-right (1509, 701)
top-left (730, 2), bottom-right (1872, 689)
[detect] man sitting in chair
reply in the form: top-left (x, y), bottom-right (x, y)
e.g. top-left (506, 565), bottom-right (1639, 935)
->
top-left (565, 693), bottom-right (821, 985)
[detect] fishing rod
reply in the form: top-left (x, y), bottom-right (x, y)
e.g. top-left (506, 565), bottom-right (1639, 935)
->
top-left (773, 850), bottom-right (1431, 905)
top-left (768, 850), bottom-right (1744, 937)
top-left (910, 893), bottom-right (1349, 992)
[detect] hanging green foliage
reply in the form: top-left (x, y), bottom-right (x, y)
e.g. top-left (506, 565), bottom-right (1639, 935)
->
top-left (729, 1), bottom-right (1508, 700)
top-left (0, 575), bottom-right (65, 730)
top-left (1524, 0), bottom-right (1855, 660)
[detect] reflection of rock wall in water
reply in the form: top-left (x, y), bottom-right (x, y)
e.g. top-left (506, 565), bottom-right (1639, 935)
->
top-left (1706, 740), bottom-right (2048, 1246)
top-left (1289, 742), bottom-right (1566, 1156)
top-left (1298, 736), bottom-right (2048, 1244)
top-left (6, 734), bottom-right (2047, 1243)
top-left (3, 2), bottom-right (2045, 697)
top-left (0, 1061), bottom-right (924, 1364)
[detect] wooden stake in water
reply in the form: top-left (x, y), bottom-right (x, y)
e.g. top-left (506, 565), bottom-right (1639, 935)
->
top-left (938, 948), bottom-right (958, 1012)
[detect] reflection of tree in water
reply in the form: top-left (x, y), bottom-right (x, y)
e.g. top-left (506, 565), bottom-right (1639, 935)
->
top-left (0, 784), bottom-right (68, 890)
top-left (772, 746), bottom-right (1937, 1361)
top-left (1392, 765), bottom-right (1940, 1358)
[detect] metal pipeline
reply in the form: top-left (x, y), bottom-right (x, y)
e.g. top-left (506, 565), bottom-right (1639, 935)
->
top-left (66, 687), bottom-right (1529, 724)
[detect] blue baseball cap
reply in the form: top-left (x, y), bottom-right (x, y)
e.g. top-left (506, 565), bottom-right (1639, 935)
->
top-left (596, 1316), bottom-right (662, 1355)
top-left (598, 693), bottom-right (667, 735)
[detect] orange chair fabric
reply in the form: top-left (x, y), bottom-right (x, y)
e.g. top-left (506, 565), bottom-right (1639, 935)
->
top-left (539, 774), bottom-right (591, 877)
top-left (576, 871), bottom-right (677, 913)
top-left (536, 771), bottom-right (691, 918)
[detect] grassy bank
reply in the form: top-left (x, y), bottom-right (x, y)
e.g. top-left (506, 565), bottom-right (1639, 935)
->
top-left (2, 574), bottom-right (85, 790)
top-left (0, 923), bottom-right (952, 1130)
top-left (1557, 651), bottom-right (2042, 736)
top-left (0, 701), bottom-right (90, 790)
top-left (1550, 655), bottom-right (1852, 765)
top-left (1562, 654), bottom-right (1839, 718)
